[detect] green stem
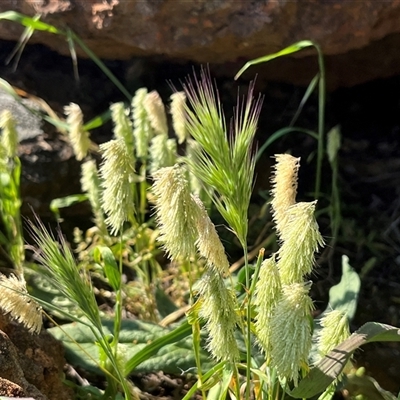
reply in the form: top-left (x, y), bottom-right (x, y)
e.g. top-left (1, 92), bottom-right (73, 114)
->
top-left (112, 233), bottom-right (124, 347)
top-left (243, 244), bottom-right (252, 400)
top-left (71, 32), bottom-right (132, 101)
top-left (314, 43), bottom-right (326, 200)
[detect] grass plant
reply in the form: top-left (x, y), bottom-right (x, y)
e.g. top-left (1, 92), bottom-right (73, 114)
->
top-left (0, 13), bottom-right (400, 399)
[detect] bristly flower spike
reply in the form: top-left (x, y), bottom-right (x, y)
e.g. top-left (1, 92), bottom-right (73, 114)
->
top-left (81, 159), bottom-right (107, 233)
top-left (270, 154), bottom-right (300, 238)
top-left (110, 102), bottom-right (134, 153)
top-left (149, 135), bottom-right (177, 174)
top-left (316, 309), bottom-right (350, 360)
top-left (143, 90), bottom-right (168, 136)
top-left (170, 91), bottom-right (188, 144)
top-left (99, 138), bottom-right (136, 235)
top-left (197, 271), bottom-right (239, 362)
top-left (182, 68), bottom-right (263, 245)
top-left (0, 110), bottom-right (18, 159)
top-left (132, 88), bottom-right (152, 159)
top-left (152, 165), bottom-right (198, 260)
top-left (277, 201), bottom-right (325, 284)
top-left (269, 282), bottom-right (314, 386)
top-left (64, 103), bottom-right (91, 161)
top-left (0, 273), bottom-right (42, 334)
top-left (192, 194), bottom-right (229, 276)
top-left (254, 255), bottom-right (282, 355)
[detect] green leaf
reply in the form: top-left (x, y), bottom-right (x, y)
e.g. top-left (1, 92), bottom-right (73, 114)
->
top-left (235, 40), bottom-right (316, 80)
top-left (50, 194), bottom-right (88, 220)
top-left (290, 322), bottom-right (400, 398)
top-left (181, 362), bottom-right (226, 400)
top-left (256, 127), bottom-right (318, 162)
top-left (49, 319), bottom-right (212, 377)
top-left (0, 11), bottom-right (60, 34)
top-left (328, 255), bottom-right (360, 320)
top-left (206, 368), bottom-right (233, 400)
top-left (155, 285), bottom-right (178, 318)
top-left (289, 73), bottom-right (320, 127)
top-left (93, 246), bottom-right (121, 291)
top-left (83, 109), bottom-right (112, 131)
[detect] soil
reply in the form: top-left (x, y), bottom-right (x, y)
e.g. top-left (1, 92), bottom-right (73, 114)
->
top-left (1, 38), bottom-right (400, 397)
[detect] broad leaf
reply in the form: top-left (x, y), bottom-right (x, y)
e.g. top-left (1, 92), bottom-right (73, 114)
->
top-left (290, 322), bottom-right (400, 398)
top-left (49, 319), bottom-right (212, 376)
top-left (328, 255), bottom-right (360, 320)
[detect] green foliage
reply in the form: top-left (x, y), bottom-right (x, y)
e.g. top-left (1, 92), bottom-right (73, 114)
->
top-left (327, 255), bottom-right (360, 320)
top-left (292, 323), bottom-right (400, 398)
top-left (0, 112), bottom-right (24, 271)
top-left (0, 17), bottom-right (398, 399)
top-left (49, 319), bottom-right (212, 376)
top-left (183, 70), bottom-right (262, 245)
top-left (235, 40), bottom-right (326, 200)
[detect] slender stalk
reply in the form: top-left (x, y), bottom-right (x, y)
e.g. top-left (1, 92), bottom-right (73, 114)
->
top-left (112, 233), bottom-right (123, 348)
top-left (232, 362), bottom-right (241, 400)
top-left (71, 32), bottom-right (132, 101)
top-left (314, 43), bottom-right (326, 199)
top-left (243, 245), bottom-right (252, 400)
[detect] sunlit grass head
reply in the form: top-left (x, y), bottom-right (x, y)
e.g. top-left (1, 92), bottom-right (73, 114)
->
top-left (0, 109), bottom-right (18, 159)
top-left (152, 164), bottom-right (198, 260)
top-left (64, 103), bottom-right (91, 161)
top-left (270, 153), bottom-right (300, 238)
top-left (0, 273), bottom-right (42, 334)
top-left (99, 138), bottom-right (136, 235)
top-left (181, 68), bottom-right (263, 245)
top-left (28, 218), bottom-right (102, 330)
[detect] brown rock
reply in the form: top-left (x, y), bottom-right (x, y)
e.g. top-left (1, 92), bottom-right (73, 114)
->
top-left (1, 1), bottom-right (400, 86)
top-left (0, 313), bottom-right (74, 400)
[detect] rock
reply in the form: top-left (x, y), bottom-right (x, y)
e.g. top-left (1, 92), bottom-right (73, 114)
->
top-left (1, 1), bottom-right (400, 86)
top-left (18, 132), bottom-right (82, 218)
top-left (0, 89), bottom-right (43, 141)
top-left (0, 313), bottom-right (73, 400)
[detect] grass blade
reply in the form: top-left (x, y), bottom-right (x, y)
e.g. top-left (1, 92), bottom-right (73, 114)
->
top-left (0, 11), bottom-right (60, 34)
top-left (124, 320), bottom-right (192, 376)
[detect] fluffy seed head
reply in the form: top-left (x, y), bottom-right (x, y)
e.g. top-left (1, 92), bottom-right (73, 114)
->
top-left (317, 309), bottom-right (350, 359)
top-left (170, 91), bottom-right (188, 144)
top-left (132, 88), bottom-right (152, 159)
top-left (277, 201), bottom-right (325, 284)
top-left (110, 102), bottom-right (133, 151)
top-left (254, 255), bottom-right (282, 354)
top-left (99, 139), bottom-right (136, 235)
top-left (143, 91), bottom-right (168, 136)
top-left (270, 282), bottom-right (314, 386)
top-left (0, 273), bottom-right (42, 334)
top-left (152, 165), bottom-right (198, 260)
top-left (198, 271), bottom-right (239, 362)
top-left (270, 154), bottom-right (300, 238)
top-left (149, 135), bottom-right (177, 174)
top-left (64, 103), bottom-right (91, 161)
top-left (0, 110), bottom-right (18, 158)
top-left (81, 159), bottom-right (106, 231)
top-left (192, 195), bottom-right (229, 275)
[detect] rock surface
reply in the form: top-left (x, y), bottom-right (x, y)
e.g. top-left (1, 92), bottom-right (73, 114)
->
top-left (0, 313), bottom-right (73, 400)
top-left (2, 1), bottom-right (400, 86)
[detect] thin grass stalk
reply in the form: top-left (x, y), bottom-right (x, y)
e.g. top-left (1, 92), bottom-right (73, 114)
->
top-left (111, 233), bottom-right (124, 349)
top-left (243, 247), bottom-right (252, 400)
top-left (138, 164), bottom-right (147, 224)
top-left (70, 31), bottom-right (132, 101)
top-left (315, 43), bottom-right (326, 200)
top-left (189, 306), bottom-right (207, 399)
